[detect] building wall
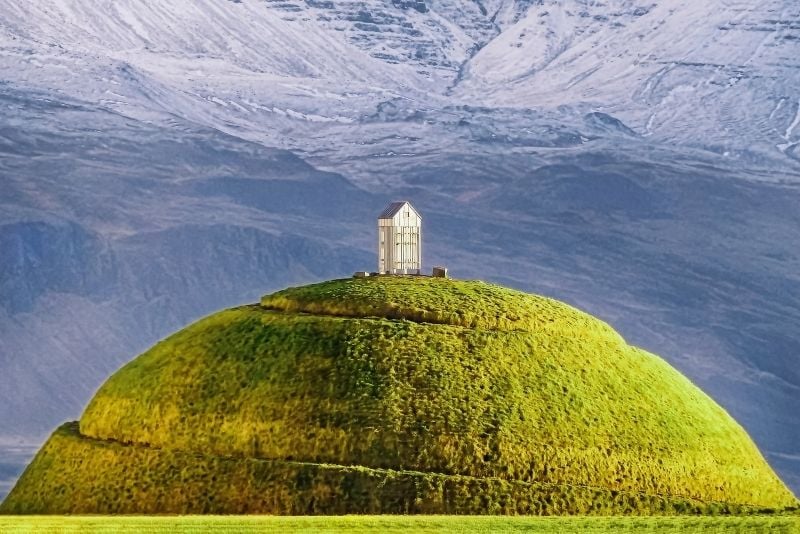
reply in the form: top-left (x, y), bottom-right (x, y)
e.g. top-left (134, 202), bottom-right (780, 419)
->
top-left (378, 205), bottom-right (421, 274)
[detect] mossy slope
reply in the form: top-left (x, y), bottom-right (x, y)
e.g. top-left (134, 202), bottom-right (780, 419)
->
top-left (3, 277), bottom-right (797, 514)
top-left (0, 423), bottom-right (770, 515)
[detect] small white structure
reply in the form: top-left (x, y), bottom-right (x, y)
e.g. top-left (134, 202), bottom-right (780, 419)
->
top-left (378, 201), bottom-right (421, 274)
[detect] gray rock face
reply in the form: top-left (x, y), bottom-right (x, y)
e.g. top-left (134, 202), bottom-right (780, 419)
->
top-left (0, 0), bottom-right (799, 499)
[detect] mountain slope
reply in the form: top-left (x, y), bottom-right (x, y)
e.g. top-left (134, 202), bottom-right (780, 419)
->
top-left (456, 0), bottom-right (800, 159)
top-left (2, 1), bottom-right (798, 161)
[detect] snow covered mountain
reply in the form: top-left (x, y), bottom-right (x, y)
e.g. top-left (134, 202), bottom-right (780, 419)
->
top-left (3, 1), bottom-right (798, 163)
top-left (1, 0), bottom-right (799, 496)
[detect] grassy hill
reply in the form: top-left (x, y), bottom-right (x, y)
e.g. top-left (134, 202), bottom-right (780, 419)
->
top-left (2, 277), bottom-right (797, 514)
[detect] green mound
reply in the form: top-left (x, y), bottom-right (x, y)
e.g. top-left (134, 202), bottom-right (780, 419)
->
top-left (3, 277), bottom-right (797, 515)
top-left (260, 277), bottom-right (623, 341)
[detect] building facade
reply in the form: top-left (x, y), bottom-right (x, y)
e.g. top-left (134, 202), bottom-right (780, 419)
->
top-left (378, 201), bottom-right (421, 274)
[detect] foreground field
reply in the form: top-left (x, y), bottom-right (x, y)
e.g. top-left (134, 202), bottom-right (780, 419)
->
top-left (1, 515), bottom-right (799, 533)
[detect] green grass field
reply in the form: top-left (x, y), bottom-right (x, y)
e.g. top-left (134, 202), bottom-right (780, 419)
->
top-left (3, 277), bottom-right (797, 515)
top-left (1, 515), bottom-right (799, 533)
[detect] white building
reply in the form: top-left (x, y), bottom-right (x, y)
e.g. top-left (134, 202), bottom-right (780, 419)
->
top-left (378, 201), bottom-right (421, 274)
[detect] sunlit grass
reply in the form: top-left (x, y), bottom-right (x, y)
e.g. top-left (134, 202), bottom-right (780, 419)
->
top-left (3, 277), bottom-right (797, 514)
top-left (1, 515), bottom-right (799, 534)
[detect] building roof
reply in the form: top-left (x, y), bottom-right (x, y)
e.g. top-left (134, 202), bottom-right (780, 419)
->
top-left (378, 201), bottom-right (420, 220)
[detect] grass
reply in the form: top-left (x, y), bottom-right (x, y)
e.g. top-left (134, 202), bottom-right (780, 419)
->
top-left (1, 515), bottom-right (799, 533)
top-left (3, 277), bottom-right (797, 514)
top-left (260, 276), bottom-right (624, 343)
top-left (0, 423), bottom-right (764, 515)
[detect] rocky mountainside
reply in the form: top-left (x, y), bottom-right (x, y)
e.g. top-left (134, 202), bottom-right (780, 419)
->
top-left (0, 0), bottom-right (799, 495)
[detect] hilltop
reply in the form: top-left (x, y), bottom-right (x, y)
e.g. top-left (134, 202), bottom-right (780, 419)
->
top-left (2, 277), bottom-right (797, 514)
